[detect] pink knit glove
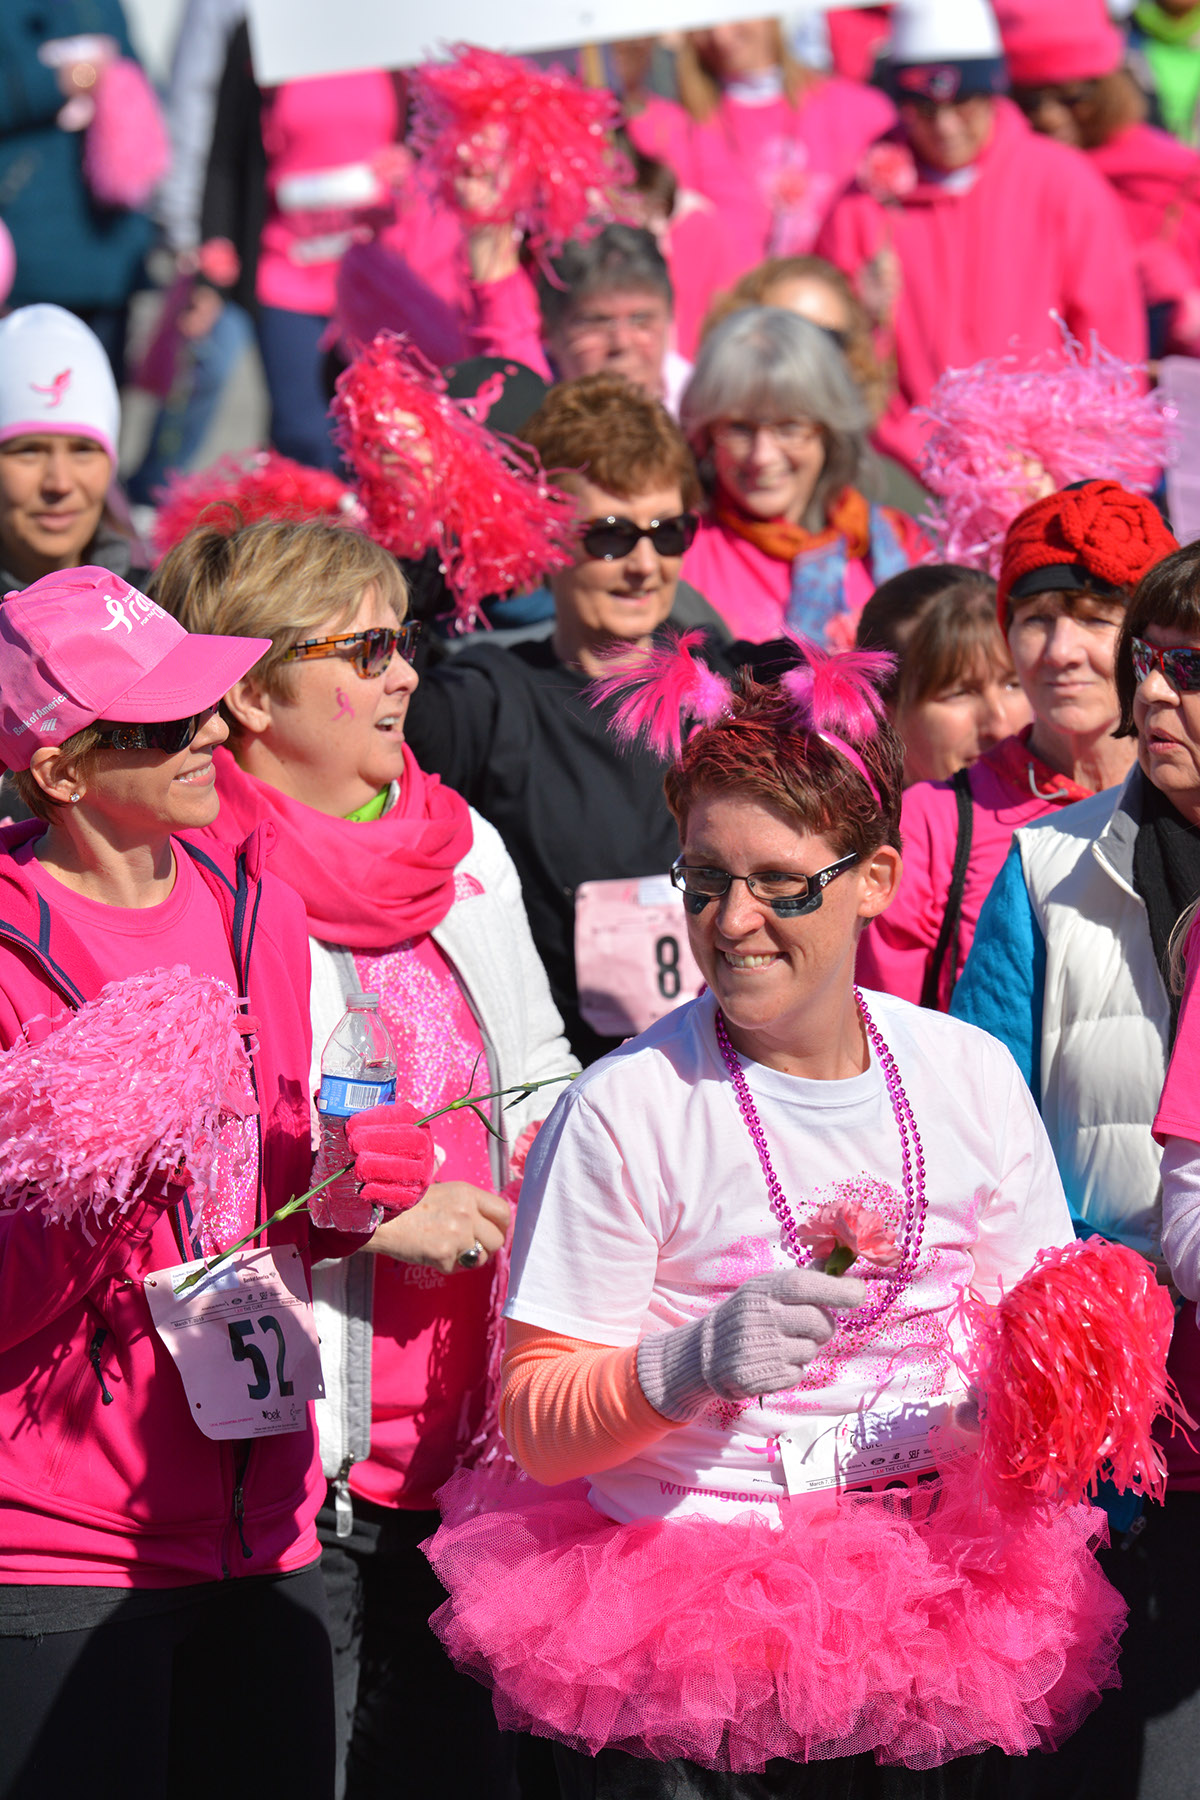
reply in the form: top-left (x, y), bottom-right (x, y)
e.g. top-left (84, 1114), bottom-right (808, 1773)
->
top-left (345, 1102), bottom-right (436, 1217)
top-left (636, 1268), bottom-right (866, 1421)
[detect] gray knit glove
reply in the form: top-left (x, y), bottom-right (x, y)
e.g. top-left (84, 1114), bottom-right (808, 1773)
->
top-left (636, 1268), bottom-right (867, 1421)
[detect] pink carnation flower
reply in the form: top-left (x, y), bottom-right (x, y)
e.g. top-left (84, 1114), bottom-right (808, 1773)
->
top-left (857, 140), bottom-right (917, 206)
top-left (795, 1199), bottom-right (902, 1275)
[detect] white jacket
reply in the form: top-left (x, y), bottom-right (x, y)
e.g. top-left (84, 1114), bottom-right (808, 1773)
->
top-left (1016, 768), bottom-right (1168, 1258)
top-left (309, 808), bottom-right (577, 1520)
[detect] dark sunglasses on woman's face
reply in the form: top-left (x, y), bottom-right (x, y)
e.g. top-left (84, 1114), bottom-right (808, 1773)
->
top-left (1131, 636), bottom-right (1200, 694)
top-left (280, 621), bottom-right (422, 679)
top-left (93, 704), bottom-right (220, 753)
top-left (580, 513), bottom-right (700, 563)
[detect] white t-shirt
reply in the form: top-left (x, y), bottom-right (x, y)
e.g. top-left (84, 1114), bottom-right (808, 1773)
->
top-left (506, 988), bottom-right (1075, 1523)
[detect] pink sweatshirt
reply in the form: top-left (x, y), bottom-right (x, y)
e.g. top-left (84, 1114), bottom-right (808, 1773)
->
top-left (1089, 123), bottom-right (1200, 335)
top-left (817, 100), bottom-right (1148, 474)
top-left (0, 823), bottom-right (365, 1588)
top-left (855, 735), bottom-right (1089, 1010)
top-left (629, 79), bottom-right (895, 280)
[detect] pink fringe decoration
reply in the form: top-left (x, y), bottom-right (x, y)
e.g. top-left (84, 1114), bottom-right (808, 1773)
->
top-left (968, 1237), bottom-right (1190, 1516)
top-left (333, 332), bottom-right (577, 630)
top-left (151, 452), bottom-right (361, 558)
top-left (82, 59), bottom-right (171, 211)
top-left (408, 45), bottom-right (627, 258)
top-left (589, 630), bottom-right (734, 760)
top-left (917, 327), bottom-right (1170, 575)
top-left (0, 967), bottom-right (256, 1230)
top-left (781, 639), bottom-right (894, 738)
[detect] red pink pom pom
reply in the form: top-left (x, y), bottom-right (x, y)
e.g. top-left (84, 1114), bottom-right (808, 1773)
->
top-left (968, 1237), bottom-right (1190, 1515)
top-left (589, 630), bottom-right (733, 759)
top-left (333, 331), bottom-right (577, 630)
top-left (151, 451), bottom-right (361, 558)
top-left (408, 45), bottom-right (627, 258)
top-left (0, 967), bottom-right (256, 1230)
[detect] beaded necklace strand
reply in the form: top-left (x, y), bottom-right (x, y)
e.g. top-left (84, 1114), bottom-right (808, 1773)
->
top-left (714, 989), bottom-right (927, 1333)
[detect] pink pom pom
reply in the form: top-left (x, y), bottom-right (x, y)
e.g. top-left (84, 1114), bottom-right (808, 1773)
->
top-left (0, 967), bottom-right (256, 1230)
top-left (917, 325), bottom-right (1170, 575)
top-left (780, 638), bottom-right (894, 738)
top-left (588, 630), bottom-right (733, 760)
top-left (82, 58), bottom-right (170, 211)
top-left (333, 331), bottom-right (577, 630)
top-left (151, 452), bottom-right (361, 558)
top-left (408, 45), bottom-right (628, 258)
top-left (967, 1238), bottom-right (1191, 1516)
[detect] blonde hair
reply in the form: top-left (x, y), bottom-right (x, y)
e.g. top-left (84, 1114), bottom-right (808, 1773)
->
top-left (151, 520), bottom-right (408, 733)
top-left (1169, 894), bottom-right (1200, 995)
top-left (10, 725), bottom-right (104, 824)
top-left (675, 22), bottom-right (817, 123)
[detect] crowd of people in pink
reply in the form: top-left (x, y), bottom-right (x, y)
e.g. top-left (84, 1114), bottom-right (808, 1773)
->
top-left (6, 1), bottom-right (1200, 1797)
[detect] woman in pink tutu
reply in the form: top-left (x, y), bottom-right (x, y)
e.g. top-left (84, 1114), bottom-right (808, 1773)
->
top-left (425, 640), bottom-right (1127, 1798)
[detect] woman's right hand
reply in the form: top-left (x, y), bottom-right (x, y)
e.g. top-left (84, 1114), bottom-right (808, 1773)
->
top-left (365, 1181), bottom-right (511, 1275)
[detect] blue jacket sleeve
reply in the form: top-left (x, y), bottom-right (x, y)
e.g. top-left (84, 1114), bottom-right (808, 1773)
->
top-left (950, 841), bottom-right (1045, 1100)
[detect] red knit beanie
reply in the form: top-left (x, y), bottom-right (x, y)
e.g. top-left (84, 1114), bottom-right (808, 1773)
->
top-left (997, 480), bottom-right (1178, 622)
top-left (993, 0), bottom-right (1123, 87)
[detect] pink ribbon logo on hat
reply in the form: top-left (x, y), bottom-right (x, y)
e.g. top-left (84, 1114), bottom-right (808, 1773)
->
top-left (30, 369), bottom-right (72, 407)
top-left (100, 590), bottom-right (163, 634)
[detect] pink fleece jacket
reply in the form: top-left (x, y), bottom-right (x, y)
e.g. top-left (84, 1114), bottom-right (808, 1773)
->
top-left (629, 79), bottom-right (895, 279)
top-left (817, 100), bottom-right (1148, 474)
top-left (0, 823), bottom-right (365, 1588)
top-left (855, 737), bottom-right (1084, 1010)
top-left (1089, 123), bottom-right (1200, 337)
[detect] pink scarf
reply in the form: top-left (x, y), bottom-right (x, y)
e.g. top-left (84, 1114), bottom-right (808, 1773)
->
top-left (202, 745), bottom-right (473, 949)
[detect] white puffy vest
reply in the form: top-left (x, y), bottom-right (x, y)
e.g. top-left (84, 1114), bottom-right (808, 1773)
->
top-left (1016, 770), bottom-right (1168, 1257)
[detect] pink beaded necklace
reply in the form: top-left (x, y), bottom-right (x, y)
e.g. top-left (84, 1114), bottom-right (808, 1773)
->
top-left (714, 989), bottom-right (927, 1332)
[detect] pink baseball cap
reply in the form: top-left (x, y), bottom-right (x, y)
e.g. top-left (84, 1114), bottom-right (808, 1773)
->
top-left (0, 566), bottom-right (269, 771)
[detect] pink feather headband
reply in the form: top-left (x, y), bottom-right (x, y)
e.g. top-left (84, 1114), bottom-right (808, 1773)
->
top-left (588, 633), bottom-right (894, 805)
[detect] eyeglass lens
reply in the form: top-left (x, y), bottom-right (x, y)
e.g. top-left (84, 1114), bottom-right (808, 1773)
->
top-left (581, 516), bottom-right (698, 561)
top-left (1133, 638), bottom-right (1200, 692)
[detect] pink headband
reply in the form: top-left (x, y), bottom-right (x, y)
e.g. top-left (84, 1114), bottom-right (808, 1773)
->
top-left (815, 732), bottom-right (883, 808)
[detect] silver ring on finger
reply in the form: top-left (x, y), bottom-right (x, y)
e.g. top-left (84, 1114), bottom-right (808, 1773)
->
top-left (457, 1239), bottom-right (486, 1270)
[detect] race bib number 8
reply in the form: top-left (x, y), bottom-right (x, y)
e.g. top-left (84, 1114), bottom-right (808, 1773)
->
top-left (144, 1245), bottom-right (324, 1440)
top-left (575, 874), bottom-right (705, 1038)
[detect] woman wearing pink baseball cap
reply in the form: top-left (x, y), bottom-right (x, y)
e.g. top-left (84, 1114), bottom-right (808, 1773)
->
top-left (0, 565), bottom-right (435, 1797)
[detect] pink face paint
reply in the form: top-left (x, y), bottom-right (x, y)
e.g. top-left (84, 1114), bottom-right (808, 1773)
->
top-left (333, 686), bottom-right (354, 722)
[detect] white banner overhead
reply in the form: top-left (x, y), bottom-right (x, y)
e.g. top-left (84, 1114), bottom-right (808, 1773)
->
top-left (247, 0), bottom-right (842, 84)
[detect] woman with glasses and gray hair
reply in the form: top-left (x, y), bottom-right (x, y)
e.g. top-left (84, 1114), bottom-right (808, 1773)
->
top-left (679, 306), bottom-right (926, 645)
top-left (154, 517), bottom-right (576, 1800)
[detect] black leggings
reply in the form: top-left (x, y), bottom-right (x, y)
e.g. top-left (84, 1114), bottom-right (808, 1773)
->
top-left (0, 1565), bottom-right (335, 1800)
top-left (551, 1744), bottom-right (1009, 1800)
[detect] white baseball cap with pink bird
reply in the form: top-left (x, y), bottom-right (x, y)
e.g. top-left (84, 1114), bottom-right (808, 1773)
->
top-left (0, 304), bottom-right (120, 464)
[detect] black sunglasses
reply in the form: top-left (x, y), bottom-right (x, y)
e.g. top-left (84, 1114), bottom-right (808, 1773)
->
top-left (580, 513), bottom-right (699, 562)
top-left (670, 852), bottom-right (859, 918)
top-left (1131, 636), bottom-right (1200, 693)
top-left (93, 704), bottom-right (220, 753)
top-left (280, 622), bottom-right (422, 679)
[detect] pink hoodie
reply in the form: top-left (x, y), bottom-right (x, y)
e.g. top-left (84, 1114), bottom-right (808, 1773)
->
top-left (629, 79), bottom-right (895, 280)
top-left (817, 100), bottom-right (1148, 474)
top-left (1089, 123), bottom-right (1200, 339)
top-left (0, 823), bottom-right (364, 1588)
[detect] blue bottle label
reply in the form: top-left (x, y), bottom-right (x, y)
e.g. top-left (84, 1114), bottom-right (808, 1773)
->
top-left (318, 1074), bottom-right (397, 1119)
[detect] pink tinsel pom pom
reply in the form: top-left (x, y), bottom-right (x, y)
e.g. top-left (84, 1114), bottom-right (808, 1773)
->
top-left (151, 452), bottom-right (361, 558)
top-left (968, 1237), bottom-right (1191, 1516)
top-left (781, 639), bottom-right (894, 738)
top-left (917, 326), bottom-right (1170, 575)
top-left (408, 45), bottom-right (627, 257)
top-left (82, 58), bottom-right (171, 211)
top-left (588, 630), bottom-right (733, 760)
top-left (0, 967), bottom-right (256, 1230)
top-left (333, 331), bottom-right (577, 630)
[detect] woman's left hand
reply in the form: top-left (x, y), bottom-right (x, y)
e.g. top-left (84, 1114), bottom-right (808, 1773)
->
top-left (364, 1181), bottom-right (511, 1274)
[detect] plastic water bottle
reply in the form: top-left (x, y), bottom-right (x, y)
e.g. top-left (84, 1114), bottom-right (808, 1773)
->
top-left (311, 992), bottom-right (398, 1232)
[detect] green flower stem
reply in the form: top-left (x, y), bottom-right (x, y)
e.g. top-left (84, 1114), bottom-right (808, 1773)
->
top-left (176, 1071), bottom-right (575, 1291)
top-left (824, 1243), bottom-right (857, 1278)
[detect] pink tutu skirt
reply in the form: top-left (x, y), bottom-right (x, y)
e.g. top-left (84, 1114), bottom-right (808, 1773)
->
top-left (425, 1459), bottom-right (1125, 1772)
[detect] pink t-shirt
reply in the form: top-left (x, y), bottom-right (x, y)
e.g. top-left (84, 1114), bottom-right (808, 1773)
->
top-left (256, 71), bottom-right (399, 317)
top-left (20, 842), bottom-right (257, 1257)
top-left (348, 931), bottom-right (495, 1510)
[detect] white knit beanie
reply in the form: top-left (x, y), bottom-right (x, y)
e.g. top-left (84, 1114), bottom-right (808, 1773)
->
top-left (0, 305), bottom-right (120, 463)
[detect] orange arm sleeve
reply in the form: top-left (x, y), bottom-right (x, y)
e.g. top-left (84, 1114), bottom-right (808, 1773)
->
top-left (500, 1319), bottom-right (682, 1487)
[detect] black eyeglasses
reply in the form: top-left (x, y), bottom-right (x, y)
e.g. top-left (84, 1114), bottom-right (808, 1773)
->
top-left (1131, 636), bottom-right (1200, 693)
top-left (94, 705), bottom-right (220, 753)
top-left (669, 852), bottom-right (859, 918)
top-left (580, 514), bottom-right (699, 563)
top-left (280, 622), bottom-right (422, 679)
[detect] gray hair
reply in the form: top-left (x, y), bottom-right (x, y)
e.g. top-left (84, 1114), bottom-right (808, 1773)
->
top-left (537, 224), bottom-right (674, 335)
top-left (679, 307), bottom-right (870, 528)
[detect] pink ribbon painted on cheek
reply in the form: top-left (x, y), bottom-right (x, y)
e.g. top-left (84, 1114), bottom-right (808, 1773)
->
top-left (333, 686), bottom-right (354, 723)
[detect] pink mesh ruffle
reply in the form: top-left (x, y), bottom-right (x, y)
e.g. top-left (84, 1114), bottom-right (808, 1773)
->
top-left (425, 1456), bottom-right (1124, 1772)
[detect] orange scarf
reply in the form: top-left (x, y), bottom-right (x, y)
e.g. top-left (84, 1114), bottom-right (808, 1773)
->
top-left (713, 486), bottom-right (872, 563)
